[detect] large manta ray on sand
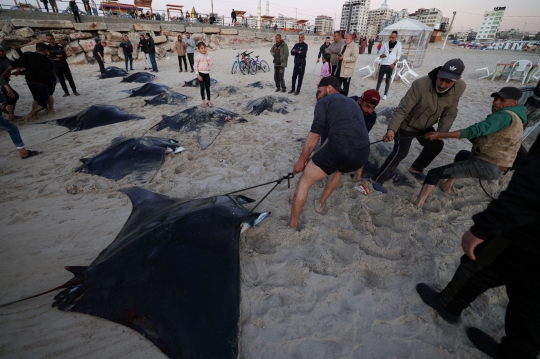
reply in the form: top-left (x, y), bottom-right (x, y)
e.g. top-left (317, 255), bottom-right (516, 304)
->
top-left (51, 187), bottom-right (270, 359)
top-left (45, 105), bottom-right (144, 131)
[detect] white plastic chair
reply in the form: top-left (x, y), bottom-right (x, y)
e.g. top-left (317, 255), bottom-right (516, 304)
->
top-left (358, 57), bottom-right (379, 79)
top-left (397, 59), bottom-right (419, 84)
top-left (506, 60), bottom-right (533, 84)
top-left (475, 60), bottom-right (501, 79)
top-left (531, 63), bottom-right (540, 82)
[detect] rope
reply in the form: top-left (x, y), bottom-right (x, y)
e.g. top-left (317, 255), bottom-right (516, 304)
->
top-left (479, 178), bottom-right (496, 200)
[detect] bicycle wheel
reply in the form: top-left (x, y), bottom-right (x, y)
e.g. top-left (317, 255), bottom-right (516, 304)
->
top-left (249, 60), bottom-right (258, 74)
top-left (239, 61), bottom-right (247, 75)
top-left (260, 60), bottom-right (270, 72)
top-left (232, 61), bottom-right (238, 74)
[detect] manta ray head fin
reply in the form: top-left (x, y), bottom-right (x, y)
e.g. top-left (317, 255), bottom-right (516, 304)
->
top-left (240, 212), bottom-right (271, 233)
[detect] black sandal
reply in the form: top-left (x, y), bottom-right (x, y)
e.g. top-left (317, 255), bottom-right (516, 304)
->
top-left (21, 150), bottom-right (39, 159)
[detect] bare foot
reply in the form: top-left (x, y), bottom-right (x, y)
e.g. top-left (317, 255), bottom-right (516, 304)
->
top-left (314, 198), bottom-right (325, 213)
top-left (439, 180), bottom-right (454, 194)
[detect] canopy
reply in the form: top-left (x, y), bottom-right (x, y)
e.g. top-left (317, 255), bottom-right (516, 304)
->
top-left (379, 18), bottom-right (432, 37)
top-left (134, 0), bottom-right (152, 10)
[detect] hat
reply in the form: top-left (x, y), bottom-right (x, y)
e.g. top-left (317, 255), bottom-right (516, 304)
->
top-left (0, 47), bottom-right (5, 52)
top-left (318, 76), bottom-right (345, 93)
top-left (490, 87), bottom-right (522, 101)
top-left (361, 89), bottom-right (380, 105)
top-left (438, 58), bottom-right (465, 81)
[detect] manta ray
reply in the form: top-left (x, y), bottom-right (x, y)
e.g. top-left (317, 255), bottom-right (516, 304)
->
top-left (50, 187), bottom-right (270, 359)
top-left (99, 66), bottom-right (128, 79)
top-left (244, 96), bottom-right (294, 116)
top-left (144, 92), bottom-right (190, 107)
top-left (75, 137), bottom-right (184, 183)
top-left (183, 78), bottom-right (218, 87)
top-left (125, 83), bottom-right (170, 97)
top-left (45, 105), bottom-right (144, 131)
top-left (121, 72), bottom-right (156, 83)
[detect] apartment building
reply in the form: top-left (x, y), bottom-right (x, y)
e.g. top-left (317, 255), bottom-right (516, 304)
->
top-left (339, 0), bottom-right (371, 35)
top-left (475, 7), bottom-right (506, 41)
top-left (409, 8), bottom-right (444, 29)
top-left (315, 15), bottom-right (334, 34)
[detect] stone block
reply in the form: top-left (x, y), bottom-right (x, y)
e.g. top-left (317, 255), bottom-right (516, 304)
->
top-left (220, 28), bottom-right (238, 35)
top-left (192, 33), bottom-right (205, 42)
top-left (11, 20), bottom-right (74, 29)
top-left (103, 46), bottom-right (118, 55)
top-left (112, 55), bottom-right (120, 62)
top-left (65, 45), bottom-right (75, 57)
top-left (103, 54), bottom-right (112, 63)
top-left (21, 44), bottom-right (36, 53)
top-left (13, 27), bottom-right (34, 38)
top-left (1, 22), bottom-right (14, 35)
top-left (79, 39), bottom-right (97, 52)
top-left (185, 27), bottom-right (202, 34)
top-left (133, 23), bottom-right (161, 32)
top-left (9, 49), bottom-right (19, 60)
top-left (69, 32), bottom-right (93, 40)
top-left (167, 35), bottom-right (181, 42)
top-left (73, 22), bottom-right (107, 31)
top-left (238, 30), bottom-right (256, 37)
top-left (160, 41), bottom-right (174, 51)
top-left (286, 35), bottom-right (298, 43)
top-left (162, 31), bottom-right (181, 37)
top-left (106, 41), bottom-right (121, 47)
top-left (67, 52), bottom-right (87, 65)
top-left (3, 35), bottom-right (31, 42)
top-left (203, 27), bottom-right (220, 34)
top-left (153, 35), bottom-right (167, 44)
top-left (106, 31), bottom-right (123, 42)
top-left (160, 23), bottom-right (185, 32)
top-left (51, 33), bottom-right (68, 41)
top-left (69, 41), bottom-right (83, 53)
top-left (106, 23), bottom-right (133, 32)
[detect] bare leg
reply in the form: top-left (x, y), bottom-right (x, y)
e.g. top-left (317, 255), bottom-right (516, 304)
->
top-left (25, 102), bottom-right (44, 123)
top-left (440, 179), bottom-right (456, 193)
top-left (47, 95), bottom-right (54, 114)
top-left (319, 170), bottom-right (341, 208)
top-left (354, 166), bottom-right (364, 182)
top-left (409, 166), bottom-right (420, 174)
top-left (288, 160), bottom-right (327, 229)
top-left (412, 184), bottom-right (436, 208)
top-left (7, 104), bottom-right (15, 120)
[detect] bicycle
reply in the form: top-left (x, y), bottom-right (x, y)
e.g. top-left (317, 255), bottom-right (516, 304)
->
top-left (251, 55), bottom-right (270, 73)
top-left (231, 53), bottom-right (248, 75)
top-left (241, 51), bottom-right (258, 75)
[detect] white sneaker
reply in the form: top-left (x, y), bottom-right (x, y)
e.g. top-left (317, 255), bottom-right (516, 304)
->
top-left (383, 95), bottom-right (387, 100)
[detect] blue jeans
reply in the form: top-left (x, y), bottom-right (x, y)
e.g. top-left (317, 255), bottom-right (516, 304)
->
top-left (148, 53), bottom-right (158, 71)
top-left (0, 115), bottom-right (24, 148)
top-left (124, 52), bottom-right (133, 70)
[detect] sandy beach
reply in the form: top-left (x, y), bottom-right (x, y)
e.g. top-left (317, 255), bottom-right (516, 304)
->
top-left (1, 41), bottom-right (539, 358)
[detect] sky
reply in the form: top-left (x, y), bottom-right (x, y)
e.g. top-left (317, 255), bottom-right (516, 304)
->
top-left (145, 0), bottom-right (540, 34)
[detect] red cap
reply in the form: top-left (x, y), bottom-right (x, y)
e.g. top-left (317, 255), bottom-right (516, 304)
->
top-left (361, 89), bottom-right (380, 105)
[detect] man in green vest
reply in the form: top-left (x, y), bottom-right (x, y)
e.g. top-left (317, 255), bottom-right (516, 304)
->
top-left (412, 86), bottom-right (527, 208)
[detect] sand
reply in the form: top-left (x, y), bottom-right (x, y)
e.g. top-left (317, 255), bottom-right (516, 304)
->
top-left (1, 42), bottom-right (539, 358)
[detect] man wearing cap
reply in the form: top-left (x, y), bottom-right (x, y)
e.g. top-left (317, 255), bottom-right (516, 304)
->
top-left (416, 136), bottom-right (540, 359)
top-left (369, 58), bottom-right (467, 194)
top-left (288, 77), bottom-right (370, 229)
top-left (412, 87), bottom-right (527, 208)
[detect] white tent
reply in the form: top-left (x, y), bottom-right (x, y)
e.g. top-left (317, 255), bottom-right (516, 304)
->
top-left (378, 19), bottom-right (433, 68)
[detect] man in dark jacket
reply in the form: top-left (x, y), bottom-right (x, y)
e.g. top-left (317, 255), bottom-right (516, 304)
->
top-left (316, 37), bottom-right (331, 63)
top-left (231, 9), bottom-right (237, 24)
top-left (288, 34), bottom-right (308, 95)
top-left (69, 0), bottom-right (81, 23)
top-left (367, 38), bottom-right (374, 54)
top-left (145, 33), bottom-right (158, 72)
top-left (119, 34), bottom-right (134, 71)
top-left (46, 33), bottom-right (79, 97)
top-left (416, 134), bottom-right (540, 359)
top-left (138, 34), bottom-right (148, 70)
top-left (93, 40), bottom-right (107, 75)
top-left (270, 34), bottom-right (289, 93)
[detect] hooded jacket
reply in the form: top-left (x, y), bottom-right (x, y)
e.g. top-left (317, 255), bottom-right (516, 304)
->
top-left (270, 40), bottom-right (289, 68)
top-left (388, 66), bottom-right (466, 133)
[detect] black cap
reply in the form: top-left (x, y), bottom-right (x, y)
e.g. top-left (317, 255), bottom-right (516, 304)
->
top-left (318, 76), bottom-right (345, 93)
top-left (438, 58), bottom-right (465, 81)
top-left (490, 87), bottom-right (522, 101)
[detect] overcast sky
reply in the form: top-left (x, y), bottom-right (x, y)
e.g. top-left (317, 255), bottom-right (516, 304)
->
top-left (148, 0), bottom-right (540, 33)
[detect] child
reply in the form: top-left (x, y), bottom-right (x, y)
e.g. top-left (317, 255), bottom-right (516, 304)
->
top-left (194, 42), bottom-right (213, 108)
top-left (318, 53), bottom-right (332, 85)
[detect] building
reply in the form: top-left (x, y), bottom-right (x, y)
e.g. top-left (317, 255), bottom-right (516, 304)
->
top-left (367, 1), bottom-right (395, 37)
top-left (314, 15), bottom-right (334, 34)
top-left (366, 23), bottom-right (378, 39)
top-left (339, 0), bottom-right (371, 35)
top-left (246, 16), bottom-right (258, 28)
top-left (475, 7), bottom-right (506, 41)
top-left (274, 16), bottom-right (296, 30)
top-left (409, 8), bottom-right (444, 29)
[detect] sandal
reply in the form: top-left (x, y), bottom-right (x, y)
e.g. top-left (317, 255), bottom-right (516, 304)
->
top-left (371, 182), bottom-right (387, 194)
top-left (21, 150), bottom-right (39, 159)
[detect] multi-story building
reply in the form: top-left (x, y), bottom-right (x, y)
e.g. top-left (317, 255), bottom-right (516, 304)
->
top-left (274, 16), bottom-right (296, 30)
top-left (366, 24), bottom-right (378, 39)
top-left (339, 0), bottom-right (371, 35)
top-left (315, 15), bottom-right (334, 34)
top-left (409, 8), bottom-right (444, 29)
top-left (475, 7), bottom-right (506, 41)
top-left (367, 1), bottom-right (395, 37)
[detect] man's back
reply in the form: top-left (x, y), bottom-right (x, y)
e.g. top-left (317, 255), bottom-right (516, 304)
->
top-left (11, 51), bottom-right (53, 85)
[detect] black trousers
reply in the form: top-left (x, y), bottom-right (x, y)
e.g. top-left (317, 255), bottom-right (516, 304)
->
top-left (73, 11), bottom-right (81, 23)
top-left (1, 85), bottom-right (19, 106)
top-left (368, 45), bottom-right (373, 54)
top-left (376, 64), bottom-right (394, 96)
top-left (94, 55), bottom-right (106, 74)
top-left (291, 61), bottom-right (305, 92)
top-left (198, 72), bottom-right (211, 100)
top-left (438, 235), bottom-right (540, 359)
top-left (54, 65), bottom-right (77, 94)
top-left (371, 127), bottom-right (444, 184)
top-left (177, 55), bottom-right (187, 70)
top-left (187, 53), bottom-right (194, 71)
top-left (274, 66), bottom-right (285, 90)
top-left (331, 63), bottom-right (339, 77)
top-left (338, 77), bottom-right (351, 96)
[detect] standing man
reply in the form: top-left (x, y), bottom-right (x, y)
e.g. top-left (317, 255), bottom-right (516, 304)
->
top-left (270, 34), bottom-right (289, 93)
top-left (416, 134), bottom-right (540, 359)
top-left (231, 9), bottom-right (237, 24)
top-left (316, 37), bottom-right (330, 63)
top-left (289, 34), bottom-right (308, 96)
top-left (326, 31), bottom-right (345, 77)
top-left (2, 43), bottom-right (53, 122)
top-left (46, 33), bottom-right (80, 97)
top-left (69, 0), bottom-right (81, 23)
top-left (369, 58), bottom-right (466, 194)
top-left (335, 33), bottom-right (358, 96)
top-left (184, 33), bottom-right (195, 73)
top-left (376, 31), bottom-right (401, 100)
top-left (119, 34), bottom-right (134, 72)
top-left (93, 40), bottom-right (107, 75)
top-left (90, 0), bottom-right (98, 16)
top-left (367, 37), bottom-right (374, 54)
top-left (288, 77), bottom-right (370, 229)
top-left (49, 0), bottom-right (58, 13)
top-left (138, 34), bottom-right (148, 70)
top-left (0, 47), bottom-right (19, 121)
top-left (145, 33), bottom-right (158, 72)
top-left (82, 0), bottom-right (91, 14)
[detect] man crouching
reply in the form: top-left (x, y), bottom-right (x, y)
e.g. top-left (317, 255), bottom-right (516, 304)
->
top-left (288, 77), bottom-right (370, 228)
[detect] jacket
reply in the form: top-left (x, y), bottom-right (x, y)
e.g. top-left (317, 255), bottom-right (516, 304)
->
top-left (46, 43), bottom-right (68, 67)
top-left (174, 40), bottom-right (186, 56)
top-left (318, 43), bottom-right (330, 59)
top-left (379, 40), bottom-right (402, 66)
top-left (325, 39), bottom-right (345, 65)
top-left (291, 42), bottom-right (308, 64)
top-left (388, 66), bottom-right (467, 133)
top-left (119, 39), bottom-right (133, 53)
top-left (145, 37), bottom-right (155, 54)
top-left (339, 41), bottom-right (359, 78)
top-left (139, 38), bottom-right (147, 53)
top-left (270, 41), bottom-right (289, 68)
top-left (69, 0), bottom-right (78, 12)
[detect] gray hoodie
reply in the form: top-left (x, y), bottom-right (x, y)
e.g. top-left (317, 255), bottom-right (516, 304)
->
top-left (325, 39), bottom-right (345, 66)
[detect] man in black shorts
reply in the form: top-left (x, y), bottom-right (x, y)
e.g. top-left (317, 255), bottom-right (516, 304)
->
top-left (2, 43), bottom-right (53, 122)
top-left (288, 77), bottom-right (370, 228)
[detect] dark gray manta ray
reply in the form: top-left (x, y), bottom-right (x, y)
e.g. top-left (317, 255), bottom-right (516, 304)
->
top-left (121, 72), bottom-right (156, 83)
top-left (246, 81), bottom-right (274, 89)
top-left (214, 86), bottom-right (243, 98)
top-left (46, 105), bottom-right (145, 131)
top-left (75, 137), bottom-right (184, 182)
top-left (144, 91), bottom-right (190, 107)
top-left (99, 67), bottom-right (128, 79)
top-left (244, 96), bottom-right (293, 116)
top-left (52, 186), bottom-right (270, 359)
top-left (151, 106), bottom-right (246, 150)
top-left (183, 78), bottom-right (218, 87)
top-left (125, 83), bottom-right (170, 97)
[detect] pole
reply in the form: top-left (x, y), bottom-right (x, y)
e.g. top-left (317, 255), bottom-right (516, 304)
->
top-left (211, 0), bottom-right (213, 15)
top-left (521, 23), bottom-right (526, 41)
top-left (333, 12), bottom-right (336, 32)
top-left (441, 11), bottom-right (456, 53)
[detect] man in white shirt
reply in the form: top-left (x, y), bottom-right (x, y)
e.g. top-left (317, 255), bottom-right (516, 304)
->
top-left (376, 30), bottom-right (402, 100)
